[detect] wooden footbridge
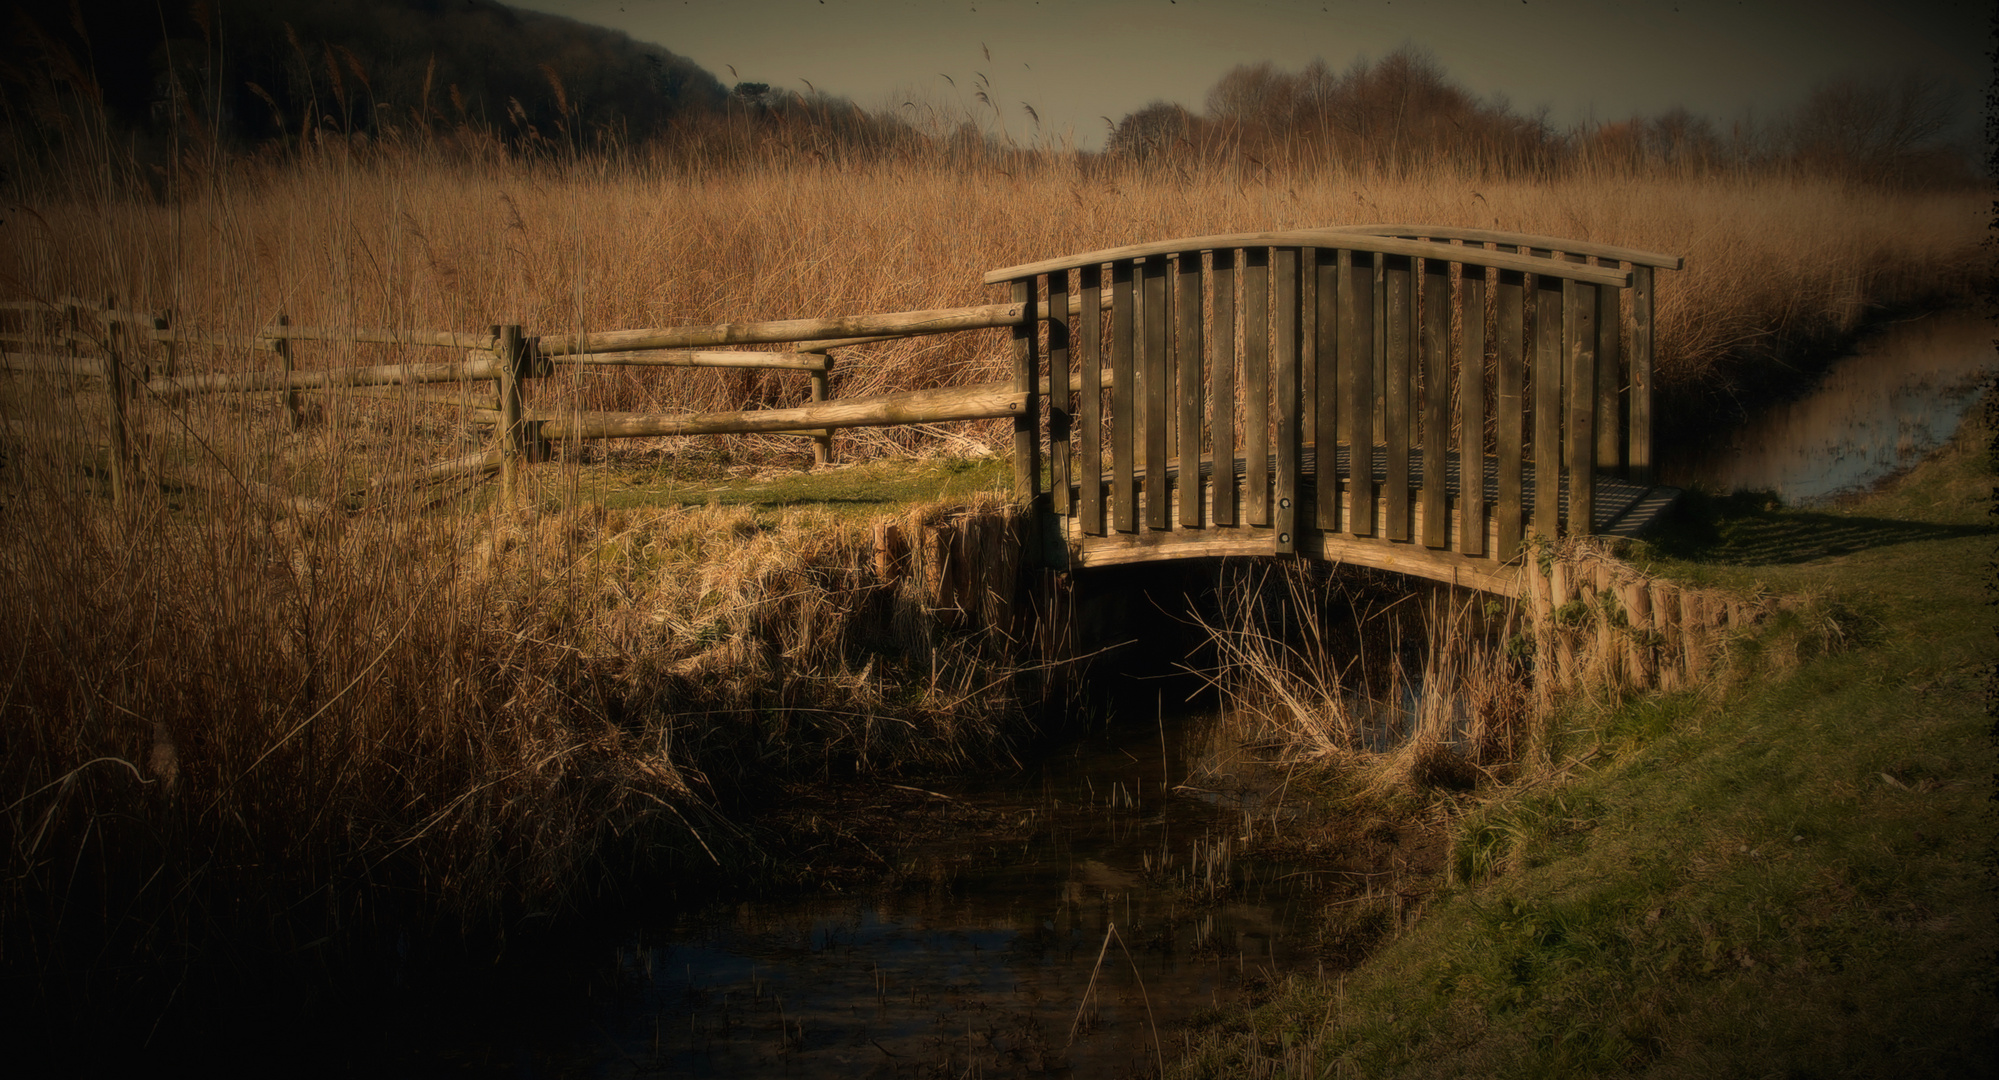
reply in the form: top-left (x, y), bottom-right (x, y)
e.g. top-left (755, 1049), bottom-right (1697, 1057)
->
top-left (1, 225), bottom-right (1682, 601)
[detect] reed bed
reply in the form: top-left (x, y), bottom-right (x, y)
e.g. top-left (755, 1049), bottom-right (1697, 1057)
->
top-left (0, 137), bottom-right (1982, 1052)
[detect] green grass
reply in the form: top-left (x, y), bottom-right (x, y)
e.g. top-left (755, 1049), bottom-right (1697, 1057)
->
top-left (1179, 398), bottom-right (1998, 1077)
top-left (543, 450), bottom-right (1013, 523)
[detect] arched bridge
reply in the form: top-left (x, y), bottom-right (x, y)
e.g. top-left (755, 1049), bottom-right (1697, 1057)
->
top-left (985, 226), bottom-right (1684, 594)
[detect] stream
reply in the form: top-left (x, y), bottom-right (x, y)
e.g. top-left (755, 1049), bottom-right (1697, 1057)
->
top-left (360, 309), bottom-right (1989, 1078)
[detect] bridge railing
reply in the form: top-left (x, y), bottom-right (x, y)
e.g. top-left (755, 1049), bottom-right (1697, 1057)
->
top-left (984, 226), bottom-right (1682, 573)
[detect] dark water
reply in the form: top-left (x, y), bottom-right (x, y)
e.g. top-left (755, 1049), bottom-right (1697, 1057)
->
top-left (600, 714), bottom-right (1326, 1078)
top-left (1660, 311), bottom-right (1993, 503)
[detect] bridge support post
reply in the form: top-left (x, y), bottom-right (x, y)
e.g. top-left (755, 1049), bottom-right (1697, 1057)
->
top-left (1010, 280), bottom-right (1042, 530)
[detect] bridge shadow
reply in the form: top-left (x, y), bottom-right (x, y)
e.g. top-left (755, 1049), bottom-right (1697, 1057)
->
top-left (1641, 489), bottom-right (1995, 566)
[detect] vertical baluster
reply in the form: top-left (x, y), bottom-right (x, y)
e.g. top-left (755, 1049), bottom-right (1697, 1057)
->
top-left (1142, 257), bottom-right (1170, 530)
top-left (1567, 279), bottom-right (1598, 535)
top-left (1274, 247), bottom-right (1299, 554)
top-left (1420, 256), bottom-right (1451, 549)
top-left (1210, 250), bottom-right (1238, 527)
top-left (1049, 271), bottom-right (1072, 518)
top-left (1176, 252), bottom-right (1203, 529)
top-left (1242, 248), bottom-right (1270, 527)
top-left (1383, 254), bottom-right (1412, 542)
top-left (1314, 246), bottom-right (1340, 536)
top-left (1532, 274), bottom-right (1564, 540)
top-left (1595, 262), bottom-right (1623, 476)
top-left (1629, 264), bottom-right (1655, 485)
top-left (1341, 250), bottom-right (1375, 537)
top-left (1079, 264), bottom-right (1105, 536)
top-left (1458, 262), bottom-right (1488, 557)
top-left (1495, 268), bottom-right (1526, 559)
top-left (1111, 261), bottom-right (1136, 533)
top-left (1010, 279), bottom-right (1040, 507)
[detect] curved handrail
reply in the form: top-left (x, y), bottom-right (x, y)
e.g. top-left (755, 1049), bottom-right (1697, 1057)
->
top-left (982, 229), bottom-right (1633, 288)
top-left (1312, 224), bottom-right (1684, 270)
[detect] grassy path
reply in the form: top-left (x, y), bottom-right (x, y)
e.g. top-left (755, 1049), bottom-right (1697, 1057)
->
top-left (1181, 399), bottom-right (1997, 1077)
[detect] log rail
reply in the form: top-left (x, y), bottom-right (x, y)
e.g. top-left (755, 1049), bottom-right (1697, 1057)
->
top-left (0, 225), bottom-right (1682, 597)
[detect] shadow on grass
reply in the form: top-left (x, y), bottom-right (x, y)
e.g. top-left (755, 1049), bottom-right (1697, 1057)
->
top-left (1642, 488), bottom-right (1996, 566)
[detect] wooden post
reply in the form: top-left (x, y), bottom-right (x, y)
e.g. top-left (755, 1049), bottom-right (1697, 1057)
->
top-left (1049, 271), bottom-right (1072, 518)
top-left (1273, 246), bottom-right (1299, 554)
top-left (1527, 550), bottom-right (1555, 712)
top-left (1457, 263), bottom-right (1487, 557)
top-left (101, 297), bottom-right (130, 511)
top-left (274, 313), bottom-right (302, 428)
top-left (496, 324), bottom-right (526, 502)
top-left (158, 310), bottom-right (177, 379)
top-left (1383, 254), bottom-right (1412, 542)
top-left (1080, 264), bottom-right (1106, 536)
top-left (808, 350), bottom-right (833, 466)
top-left (1242, 248), bottom-right (1271, 527)
top-left (1210, 250), bottom-right (1237, 528)
top-left (1629, 264), bottom-right (1654, 485)
top-left (1009, 280), bottom-right (1041, 512)
top-left (1419, 256), bottom-right (1450, 549)
top-left (1652, 583), bottom-right (1681, 692)
top-left (1550, 556), bottom-right (1576, 689)
top-left (1622, 579), bottom-right (1654, 687)
top-left (1176, 252), bottom-right (1203, 529)
top-left (1531, 275), bottom-right (1563, 540)
top-left (1142, 258), bottom-right (1169, 530)
top-left (1566, 280), bottom-right (1598, 536)
top-left (1112, 261), bottom-right (1137, 533)
top-left (1342, 250), bottom-right (1375, 538)
top-left (1682, 590), bottom-right (1708, 684)
top-left (1314, 247), bottom-right (1340, 535)
top-left (1594, 562), bottom-right (1619, 691)
top-left (1495, 268), bottom-right (1526, 559)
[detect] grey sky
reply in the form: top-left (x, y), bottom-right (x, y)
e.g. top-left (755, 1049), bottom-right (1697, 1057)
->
top-left (515, 0), bottom-right (1990, 150)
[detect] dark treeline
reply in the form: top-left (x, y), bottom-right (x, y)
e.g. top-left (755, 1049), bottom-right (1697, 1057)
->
top-left (0, 1), bottom-right (1978, 190)
top-left (1107, 49), bottom-right (1978, 188)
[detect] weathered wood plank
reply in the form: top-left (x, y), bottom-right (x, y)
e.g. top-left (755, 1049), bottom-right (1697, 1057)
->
top-left (1210, 250), bottom-right (1238, 527)
top-left (1567, 281), bottom-right (1598, 535)
top-left (1243, 248), bottom-right (1271, 527)
top-left (1532, 274), bottom-right (1564, 540)
top-left (1049, 271), bottom-right (1073, 517)
top-left (1630, 264), bottom-right (1655, 485)
top-left (1495, 267), bottom-right (1526, 559)
top-left (1420, 256), bottom-right (1451, 549)
top-left (560, 349), bottom-right (830, 371)
top-left (986, 230), bottom-right (1634, 287)
top-left (1177, 253), bottom-right (1204, 528)
top-left (1341, 249), bottom-right (1375, 538)
top-left (254, 325), bottom-right (500, 351)
top-left (1457, 263), bottom-right (1487, 557)
top-left (1595, 267), bottom-right (1623, 474)
top-left (1111, 261), bottom-right (1137, 533)
top-left (1142, 257), bottom-right (1170, 529)
top-left (542, 301), bottom-right (1028, 355)
top-left (1274, 246), bottom-right (1300, 553)
top-left (1383, 254), bottom-right (1413, 542)
top-left (1080, 264), bottom-right (1106, 535)
top-left (1315, 248), bottom-right (1340, 534)
top-left (147, 357), bottom-right (501, 395)
top-left (538, 383), bottom-right (1028, 440)
top-left (1011, 280), bottom-right (1041, 505)
top-left (1318, 224), bottom-right (1683, 271)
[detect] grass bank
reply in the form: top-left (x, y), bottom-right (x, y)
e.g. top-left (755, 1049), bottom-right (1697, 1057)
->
top-left (1177, 397), bottom-right (1996, 1076)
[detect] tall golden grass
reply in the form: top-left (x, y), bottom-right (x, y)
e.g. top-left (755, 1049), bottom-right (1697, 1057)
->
top-left (0, 137), bottom-right (1984, 1046)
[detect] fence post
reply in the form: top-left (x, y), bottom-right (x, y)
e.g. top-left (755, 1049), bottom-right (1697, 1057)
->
top-left (274, 312), bottom-right (302, 428)
top-left (808, 349), bottom-right (833, 466)
top-left (101, 296), bottom-right (130, 511)
top-left (496, 324), bottom-right (526, 502)
top-left (1010, 280), bottom-right (1041, 508)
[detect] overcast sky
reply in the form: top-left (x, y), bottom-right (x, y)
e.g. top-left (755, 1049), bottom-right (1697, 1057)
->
top-left (515, 0), bottom-right (1990, 150)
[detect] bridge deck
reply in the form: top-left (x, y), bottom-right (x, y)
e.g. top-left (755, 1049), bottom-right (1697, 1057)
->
top-left (1058, 448), bottom-right (1677, 595)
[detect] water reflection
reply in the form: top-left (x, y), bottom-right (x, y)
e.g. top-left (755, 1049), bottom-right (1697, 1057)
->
top-left (588, 712), bottom-right (1328, 1078)
top-left (1662, 311), bottom-right (1993, 504)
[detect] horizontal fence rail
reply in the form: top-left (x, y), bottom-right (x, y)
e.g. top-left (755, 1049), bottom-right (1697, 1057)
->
top-left (2, 224), bottom-right (1680, 597)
